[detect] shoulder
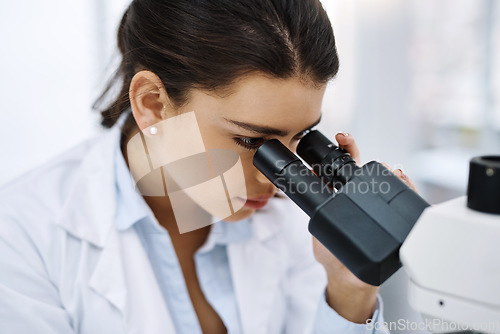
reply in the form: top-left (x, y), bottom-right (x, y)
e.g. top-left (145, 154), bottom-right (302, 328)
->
top-left (0, 135), bottom-right (98, 222)
top-left (0, 126), bottom-right (122, 278)
top-left (0, 127), bottom-right (116, 253)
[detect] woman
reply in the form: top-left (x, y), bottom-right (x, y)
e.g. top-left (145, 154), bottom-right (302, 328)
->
top-left (0, 0), bottom-right (411, 333)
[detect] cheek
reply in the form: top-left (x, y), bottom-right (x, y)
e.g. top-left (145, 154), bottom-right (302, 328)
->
top-left (288, 140), bottom-right (299, 154)
top-left (193, 121), bottom-right (267, 186)
top-left (238, 152), bottom-right (262, 180)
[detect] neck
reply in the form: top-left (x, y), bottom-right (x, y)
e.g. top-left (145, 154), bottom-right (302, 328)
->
top-left (143, 195), bottom-right (211, 254)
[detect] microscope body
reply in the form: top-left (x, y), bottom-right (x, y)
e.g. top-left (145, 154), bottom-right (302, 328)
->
top-left (400, 155), bottom-right (500, 333)
top-left (401, 196), bottom-right (500, 333)
top-left (309, 161), bottom-right (429, 286)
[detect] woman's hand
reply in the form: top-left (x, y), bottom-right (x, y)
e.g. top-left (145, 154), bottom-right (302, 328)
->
top-left (312, 132), bottom-right (418, 324)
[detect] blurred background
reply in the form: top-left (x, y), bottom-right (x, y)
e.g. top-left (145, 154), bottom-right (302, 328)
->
top-left (0, 0), bottom-right (498, 333)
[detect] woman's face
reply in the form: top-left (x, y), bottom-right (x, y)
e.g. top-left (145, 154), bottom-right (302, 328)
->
top-left (177, 74), bottom-right (326, 222)
top-left (130, 72), bottom-right (326, 224)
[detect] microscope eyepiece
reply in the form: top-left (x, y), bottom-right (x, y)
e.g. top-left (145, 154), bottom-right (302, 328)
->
top-left (253, 139), bottom-right (299, 184)
top-left (297, 130), bottom-right (357, 189)
top-left (253, 139), bottom-right (334, 217)
top-left (296, 130), bottom-right (339, 164)
top-left (467, 155), bottom-right (500, 214)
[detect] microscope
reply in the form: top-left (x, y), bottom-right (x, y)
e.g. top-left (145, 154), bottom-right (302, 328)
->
top-left (253, 131), bottom-right (500, 333)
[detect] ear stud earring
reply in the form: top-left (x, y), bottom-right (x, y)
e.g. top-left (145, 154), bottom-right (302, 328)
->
top-left (149, 126), bottom-right (158, 135)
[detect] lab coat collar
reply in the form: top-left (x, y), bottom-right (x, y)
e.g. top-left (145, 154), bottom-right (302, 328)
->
top-left (113, 133), bottom-right (154, 232)
top-left (228, 199), bottom-right (291, 334)
top-left (87, 224), bottom-right (176, 333)
top-left (251, 197), bottom-right (286, 240)
top-left (54, 113), bottom-right (176, 332)
top-left (55, 123), bottom-right (121, 248)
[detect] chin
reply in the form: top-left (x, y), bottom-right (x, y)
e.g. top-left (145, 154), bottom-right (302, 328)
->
top-left (221, 206), bottom-right (256, 222)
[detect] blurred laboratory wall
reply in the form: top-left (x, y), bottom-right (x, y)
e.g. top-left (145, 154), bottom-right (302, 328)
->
top-left (0, 0), bottom-right (130, 187)
top-left (0, 1), bottom-right (499, 333)
top-left (322, 0), bottom-right (500, 201)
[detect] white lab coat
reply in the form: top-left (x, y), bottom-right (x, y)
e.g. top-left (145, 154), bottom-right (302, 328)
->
top-left (0, 123), bottom-right (381, 334)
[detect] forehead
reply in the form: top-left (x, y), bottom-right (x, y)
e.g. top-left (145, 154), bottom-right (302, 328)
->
top-left (188, 74), bottom-right (326, 131)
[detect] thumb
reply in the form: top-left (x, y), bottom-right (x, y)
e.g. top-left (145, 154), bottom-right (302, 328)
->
top-left (335, 132), bottom-right (361, 165)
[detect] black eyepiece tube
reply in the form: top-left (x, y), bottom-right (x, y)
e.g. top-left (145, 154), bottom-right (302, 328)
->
top-left (253, 139), bottom-right (334, 217)
top-left (297, 130), bottom-right (358, 189)
top-left (252, 139), bottom-right (299, 183)
top-left (467, 155), bottom-right (500, 214)
top-left (297, 130), bottom-right (342, 163)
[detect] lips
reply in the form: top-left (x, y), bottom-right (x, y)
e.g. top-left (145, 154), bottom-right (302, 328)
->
top-left (247, 196), bottom-right (273, 201)
top-left (242, 195), bottom-right (273, 210)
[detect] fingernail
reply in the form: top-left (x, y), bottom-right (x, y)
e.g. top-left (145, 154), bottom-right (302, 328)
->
top-left (400, 170), bottom-right (407, 180)
top-left (338, 132), bottom-right (349, 137)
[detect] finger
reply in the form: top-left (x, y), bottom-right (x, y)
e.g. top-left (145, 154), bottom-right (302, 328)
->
top-left (393, 168), bottom-right (419, 193)
top-left (335, 132), bottom-right (361, 165)
top-left (376, 162), bottom-right (419, 193)
top-left (401, 171), bottom-right (418, 193)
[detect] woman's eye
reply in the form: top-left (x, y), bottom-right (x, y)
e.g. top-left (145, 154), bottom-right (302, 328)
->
top-left (233, 137), bottom-right (266, 151)
top-left (233, 130), bottom-right (311, 152)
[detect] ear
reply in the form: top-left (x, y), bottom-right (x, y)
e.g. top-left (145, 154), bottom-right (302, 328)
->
top-left (129, 70), bottom-right (172, 131)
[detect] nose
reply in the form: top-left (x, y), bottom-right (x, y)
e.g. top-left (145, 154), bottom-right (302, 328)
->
top-left (253, 167), bottom-right (277, 198)
top-left (255, 167), bottom-right (272, 184)
top-left (288, 141), bottom-right (299, 155)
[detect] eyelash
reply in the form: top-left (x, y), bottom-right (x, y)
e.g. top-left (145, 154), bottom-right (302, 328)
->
top-left (233, 131), bottom-right (310, 151)
top-left (233, 137), bottom-right (266, 151)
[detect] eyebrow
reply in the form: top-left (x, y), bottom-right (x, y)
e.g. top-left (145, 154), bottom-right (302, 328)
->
top-left (224, 115), bottom-right (322, 137)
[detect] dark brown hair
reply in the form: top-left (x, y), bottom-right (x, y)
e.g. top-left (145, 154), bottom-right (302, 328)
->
top-left (94, 0), bottom-right (339, 135)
